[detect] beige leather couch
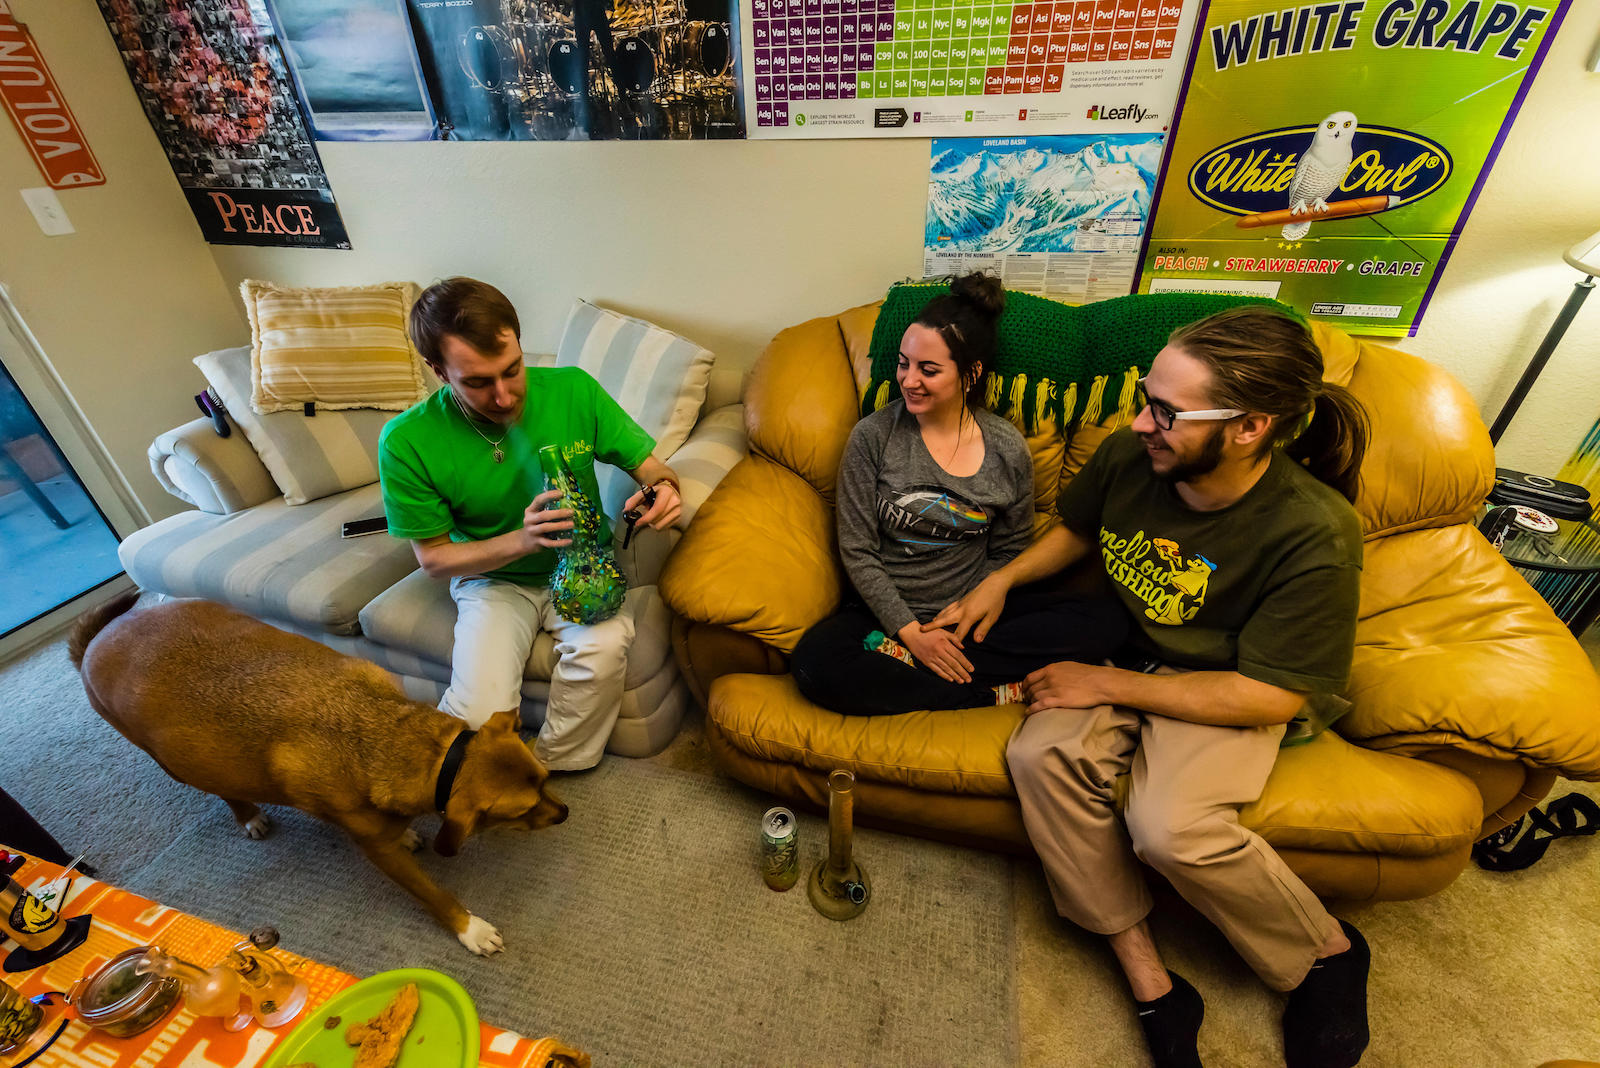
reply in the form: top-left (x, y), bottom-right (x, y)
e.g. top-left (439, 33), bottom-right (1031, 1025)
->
top-left (659, 298), bottom-right (1600, 901)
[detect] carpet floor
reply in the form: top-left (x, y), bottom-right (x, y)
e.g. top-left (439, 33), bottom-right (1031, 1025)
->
top-left (4, 635), bottom-right (1599, 1066)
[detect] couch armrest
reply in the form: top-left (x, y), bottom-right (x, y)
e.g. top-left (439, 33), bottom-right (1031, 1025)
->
top-left (611, 403), bottom-right (749, 589)
top-left (666, 403), bottom-right (748, 526)
top-left (1343, 525), bottom-right (1600, 780)
top-left (148, 417), bottom-right (279, 514)
top-left (659, 453), bottom-right (841, 654)
top-left (745, 313), bottom-right (860, 506)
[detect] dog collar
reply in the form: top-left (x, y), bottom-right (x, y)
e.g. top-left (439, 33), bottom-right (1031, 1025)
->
top-left (435, 728), bottom-right (476, 812)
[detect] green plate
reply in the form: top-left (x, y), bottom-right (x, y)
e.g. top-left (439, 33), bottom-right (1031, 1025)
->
top-left (261, 968), bottom-right (479, 1068)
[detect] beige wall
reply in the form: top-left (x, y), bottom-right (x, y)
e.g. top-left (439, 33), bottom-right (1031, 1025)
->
top-left (0, 0), bottom-right (244, 520)
top-left (207, 136), bottom-right (934, 374)
top-left (210, 8), bottom-right (1600, 477)
top-left (1401, 5), bottom-right (1600, 477)
top-left (4, 0), bottom-right (1599, 524)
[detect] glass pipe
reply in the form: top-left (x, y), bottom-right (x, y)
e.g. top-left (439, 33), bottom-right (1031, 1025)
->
top-left (135, 927), bottom-right (307, 1031)
top-left (538, 443), bottom-right (628, 624)
top-left (229, 927), bottom-right (307, 1028)
top-left (134, 945), bottom-right (248, 1030)
top-left (807, 768), bottom-right (871, 920)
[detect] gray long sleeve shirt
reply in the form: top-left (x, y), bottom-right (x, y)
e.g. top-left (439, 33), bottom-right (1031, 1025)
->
top-left (836, 401), bottom-right (1036, 637)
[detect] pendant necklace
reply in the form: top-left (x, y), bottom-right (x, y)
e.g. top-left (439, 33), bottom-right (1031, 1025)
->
top-left (452, 390), bottom-right (508, 463)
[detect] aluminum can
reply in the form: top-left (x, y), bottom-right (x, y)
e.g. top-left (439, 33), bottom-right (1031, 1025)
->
top-left (760, 806), bottom-right (799, 891)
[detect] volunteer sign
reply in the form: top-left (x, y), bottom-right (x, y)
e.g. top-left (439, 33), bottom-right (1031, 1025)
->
top-left (0, 1), bottom-right (105, 189)
top-left (1137, 0), bottom-right (1567, 337)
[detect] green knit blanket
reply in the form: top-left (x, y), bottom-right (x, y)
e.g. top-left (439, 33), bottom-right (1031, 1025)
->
top-left (863, 284), bottom-right (1302, 433)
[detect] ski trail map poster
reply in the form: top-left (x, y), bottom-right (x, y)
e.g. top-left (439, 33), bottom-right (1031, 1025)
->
top-left (926, 133), bottom-right (1162, 300)
top-left (1137, 0), bottom-right (1567, 337)
top-left (745, 0), bottom-right (1200, 137)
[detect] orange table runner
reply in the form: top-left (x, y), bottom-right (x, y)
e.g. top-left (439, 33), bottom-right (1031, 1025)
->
top-left (0, 854), bottom-right (584, 1067)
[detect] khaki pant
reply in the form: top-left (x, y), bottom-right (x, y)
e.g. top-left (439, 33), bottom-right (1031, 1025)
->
top-left (1007, 700), bottom-right (1339, 991)
top-left (440, 575), bottom-right (633, 772)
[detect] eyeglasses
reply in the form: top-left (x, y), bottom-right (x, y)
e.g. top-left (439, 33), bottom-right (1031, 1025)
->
top-left (1135, 378), bottom-right (1246, 431)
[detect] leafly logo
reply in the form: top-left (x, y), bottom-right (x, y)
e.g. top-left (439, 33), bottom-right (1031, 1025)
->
top-left (1187, 121), bottom-right (1452, 217)
top-left (1086, 103), bottom-right (1151, 123)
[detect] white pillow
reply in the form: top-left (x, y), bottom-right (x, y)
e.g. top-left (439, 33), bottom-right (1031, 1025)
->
top-left (555, 300), bottom-right (716, 517)
top-left (196, 346), bottom-right (400, 505)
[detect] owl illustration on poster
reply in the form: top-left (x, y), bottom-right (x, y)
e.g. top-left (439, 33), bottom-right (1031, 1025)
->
top-left (1282, 110), bottom-right (1357, 240)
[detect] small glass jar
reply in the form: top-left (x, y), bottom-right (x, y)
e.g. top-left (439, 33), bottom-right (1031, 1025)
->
top-left (0, 978), bottom-right (44, 1055)
top-left (68, 947), bottom-right (182, 1038)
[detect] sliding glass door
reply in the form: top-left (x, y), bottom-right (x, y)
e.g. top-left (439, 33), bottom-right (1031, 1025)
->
top-left (0, 361), bottom-right (122, 636)
top-left (0, 292), bottom-right (142, 656)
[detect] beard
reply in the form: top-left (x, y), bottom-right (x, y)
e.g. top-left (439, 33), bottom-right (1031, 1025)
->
top-left (1153, 425), bottom-right (1227, 484)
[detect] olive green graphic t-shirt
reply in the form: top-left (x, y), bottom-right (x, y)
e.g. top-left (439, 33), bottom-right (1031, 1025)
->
top-left (1058, 429), bottom-right (1363, 743)
top-left (378, 366), bottom-right (655, 586)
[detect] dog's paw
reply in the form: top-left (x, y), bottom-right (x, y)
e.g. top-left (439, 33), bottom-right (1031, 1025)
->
top-left (457, 915), bottom-right (503, 956)
top-left (243, 814), bottom-right (273, 840)
top-left (399, 828), bottom-right (423, 852)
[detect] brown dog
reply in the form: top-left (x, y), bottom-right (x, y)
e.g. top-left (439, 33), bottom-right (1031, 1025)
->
top-left (70, 591), bottom-right (567, 955)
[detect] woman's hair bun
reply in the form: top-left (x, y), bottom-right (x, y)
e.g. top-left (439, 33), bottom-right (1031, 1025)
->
top-left (948, 271), bottom-right (1005, 320)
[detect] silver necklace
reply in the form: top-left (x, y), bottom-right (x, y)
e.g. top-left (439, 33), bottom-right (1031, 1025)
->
top-left (452, 390), bottom-right (508, 463)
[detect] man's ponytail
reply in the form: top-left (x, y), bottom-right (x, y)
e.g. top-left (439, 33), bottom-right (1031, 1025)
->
top-left (1286, 383), bottom-right (1369, 504)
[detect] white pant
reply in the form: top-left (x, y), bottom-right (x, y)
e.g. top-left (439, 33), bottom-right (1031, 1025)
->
top-left (439, 575), bottom-right (634, 771)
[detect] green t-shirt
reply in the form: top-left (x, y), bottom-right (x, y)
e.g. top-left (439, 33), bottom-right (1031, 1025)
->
top-left (1057, 429), bottom-right (1363, 743)
top-left (378, 366), bottom-right (655, 586)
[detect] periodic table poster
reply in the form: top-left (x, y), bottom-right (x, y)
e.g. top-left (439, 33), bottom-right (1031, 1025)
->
top-left (744, 0), bottom-right (1199, 137)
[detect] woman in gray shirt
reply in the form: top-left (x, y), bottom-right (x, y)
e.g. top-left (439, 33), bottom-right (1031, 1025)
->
top-left (791, 273), bottom-right (1125, 716)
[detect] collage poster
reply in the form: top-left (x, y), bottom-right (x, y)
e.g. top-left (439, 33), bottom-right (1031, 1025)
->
top-left (926, 132), bottom-right (1162, 302)
top-left (1136, 0), bottom-right (1569, 337)
top-left (95, 0), bottom-right (350, 249)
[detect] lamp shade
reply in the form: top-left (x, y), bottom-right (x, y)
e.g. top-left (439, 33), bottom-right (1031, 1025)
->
top-left (1564, 229), bottom-right (1600, 275)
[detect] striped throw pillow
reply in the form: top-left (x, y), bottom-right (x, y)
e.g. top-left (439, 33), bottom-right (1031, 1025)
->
top-left (555, 300), bottom-right (716, 518)
top-left (242, 280), bottom-right (428, 415)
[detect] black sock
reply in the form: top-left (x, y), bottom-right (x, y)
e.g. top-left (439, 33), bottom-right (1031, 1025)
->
top-left (1283, 919), bottom-right (1370, 1068)
top-left (1134, 970), bottom-right (1204, 1068)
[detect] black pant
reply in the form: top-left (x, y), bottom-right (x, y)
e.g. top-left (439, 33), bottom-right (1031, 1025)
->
top-left (790, 585), bottom-right (1128, 716)
top-left (0, 787), bottom-right (72, 864)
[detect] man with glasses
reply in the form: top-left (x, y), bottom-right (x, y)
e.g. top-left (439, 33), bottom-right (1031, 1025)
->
top-left (928, 305), bottom-right (1371, 1068)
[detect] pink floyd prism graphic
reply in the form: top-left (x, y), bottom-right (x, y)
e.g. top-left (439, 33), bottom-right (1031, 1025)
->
top-left (878, 485), bottom-right (991, 555)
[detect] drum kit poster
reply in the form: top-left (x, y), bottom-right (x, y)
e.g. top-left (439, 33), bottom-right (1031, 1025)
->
top-left (402, 0), bottom-right (744, 139)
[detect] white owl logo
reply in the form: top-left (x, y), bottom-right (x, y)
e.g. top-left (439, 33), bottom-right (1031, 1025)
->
top-left (1282, 111), bottom-right (1358, 240)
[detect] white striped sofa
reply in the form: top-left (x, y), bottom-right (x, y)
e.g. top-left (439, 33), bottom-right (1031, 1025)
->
top-left (118, 348), bottom-right (751, 757)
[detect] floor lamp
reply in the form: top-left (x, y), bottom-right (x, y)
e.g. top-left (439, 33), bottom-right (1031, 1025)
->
top-left (1489, 229), bottom-right (1600, 444)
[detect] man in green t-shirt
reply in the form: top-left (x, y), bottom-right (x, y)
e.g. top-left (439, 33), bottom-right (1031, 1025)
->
top-left (930, 306), bottom-right (1372, 1068)
top-left (378, 278), bottom-right (681, 772)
